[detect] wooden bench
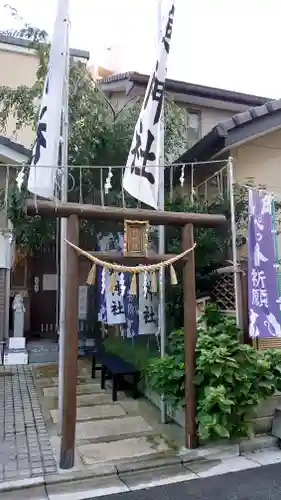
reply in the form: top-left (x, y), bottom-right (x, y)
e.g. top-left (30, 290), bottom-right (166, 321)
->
top-left (92, 352), bottom-right (140, 402)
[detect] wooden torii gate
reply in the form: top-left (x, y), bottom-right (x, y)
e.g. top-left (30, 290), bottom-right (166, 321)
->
top-left (26, 199), bottom-right (226, 469)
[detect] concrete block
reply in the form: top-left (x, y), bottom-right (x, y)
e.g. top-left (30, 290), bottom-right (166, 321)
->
top-left (187, 456), bottom-right (260, 478)
top-left (9, 338), bottom-right (26, 350)
top-left (50, 404), bottom-right (126, 423)
top-left (43, 383), bottom-right (103, 398)
top-left (179, 441), bottom-right (239, 463)
top-left (116, 453), bottom-right (182, 474)
top-left (78, 435), bottom-right (170, 465)
top-left (243, 449), bottom-right (281, 465)
top-left (250, 416), bottom-right (273, 434)
top-left (272, 406), bottom-right (281, 438)
top-left (75, 416), bottom-right (152, 442)
top-left (120, 464), bottom-right (196, 491)
top-left (46, 475), bottom-right (128, 500)
top-left (251, 395), bottom-right (281, 419)
top-left (239, 434), bottom-right (278, 454)
top-left (4, 349), bottom-right (28, 365)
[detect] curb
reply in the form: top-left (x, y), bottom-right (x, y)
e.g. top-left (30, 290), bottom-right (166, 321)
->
top-left (45, 463), bottom-right (118, 485)
top-left (0, 476), bottom-right (45, 493)
top-left (1, 436), bottom-right (279, 494)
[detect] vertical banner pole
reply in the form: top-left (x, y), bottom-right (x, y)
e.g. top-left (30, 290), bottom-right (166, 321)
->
top-left (271, 198), bottom-right (281, 320)
top-left (228, 156), bottom-right (240, 327)
top-left (157, 0), bottom-right (167, 424)
top-left (58, 15), bottom-right (70, 435)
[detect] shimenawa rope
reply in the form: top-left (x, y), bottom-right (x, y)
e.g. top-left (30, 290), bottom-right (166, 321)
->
top-left (65, 239), bottom-right (196, 273)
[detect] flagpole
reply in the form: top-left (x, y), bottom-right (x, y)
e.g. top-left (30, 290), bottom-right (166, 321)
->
top-left (58, 13), bottom-right (70, 435)
top-left (228, 156), bottom-right (240, 327)
top-left (157, 0), bottom-right (167, 424)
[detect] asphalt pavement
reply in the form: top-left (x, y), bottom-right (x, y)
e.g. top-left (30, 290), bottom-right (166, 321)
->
top-left (95, 462), bottom-right (281, 500)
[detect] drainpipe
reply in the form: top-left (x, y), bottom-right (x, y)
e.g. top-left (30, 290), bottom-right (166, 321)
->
top-left (4, 224), bottom-right (13, 341)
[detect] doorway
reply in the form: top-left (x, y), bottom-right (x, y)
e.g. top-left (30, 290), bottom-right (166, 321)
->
top-left (29, 243), bottom-right (57, 339)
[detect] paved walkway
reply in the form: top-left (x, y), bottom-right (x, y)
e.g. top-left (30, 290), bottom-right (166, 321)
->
top-left (33, 360), bottom-right (182, 471)
top-left (0, 366), bottom-right (57, 483)
top-left (3, 360), bottom-right (281, 499)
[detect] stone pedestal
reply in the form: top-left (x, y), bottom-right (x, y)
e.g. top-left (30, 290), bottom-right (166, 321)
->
top-left (4, 337), bottom-right (28, 365)
top-left (0, 342), bottom-right (3, 364)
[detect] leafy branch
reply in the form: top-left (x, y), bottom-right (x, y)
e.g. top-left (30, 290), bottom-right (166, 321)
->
top-left (0, 20), bottom-right (187, 255)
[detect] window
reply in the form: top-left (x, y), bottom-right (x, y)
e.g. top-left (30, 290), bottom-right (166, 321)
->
top-left (186, 110), bottom-right (201, 149)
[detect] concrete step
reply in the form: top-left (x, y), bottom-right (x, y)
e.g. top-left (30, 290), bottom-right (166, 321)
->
top-left (50, 404), bottom-right (127, 423)
top-left (43, 382), bottom-right (103, 398)
top-left (75, 415), bottom-right (157, 445)
top-left (35, 375), bottom-right (93, 387)
top-left (47, 392), bottom-right (116, 410)
top-left (77, 434), bottom-right (171, 465)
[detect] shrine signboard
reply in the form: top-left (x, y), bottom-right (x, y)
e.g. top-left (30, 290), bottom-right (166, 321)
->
top-left (124, 220), bottom-right (149, 256)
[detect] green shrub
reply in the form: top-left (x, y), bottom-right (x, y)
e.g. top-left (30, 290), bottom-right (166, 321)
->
top-left (195, 315), bottom-right (276, 440)
top-left (145, 304), bottom-right (281, 441)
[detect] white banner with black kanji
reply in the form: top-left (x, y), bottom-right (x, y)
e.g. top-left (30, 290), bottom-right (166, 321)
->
top-left (138, 272), bottom-right (158, 335)
top-left (27, 0), bottom-right (69, 199)
top-left (122, 0), bottom-right (175, 209)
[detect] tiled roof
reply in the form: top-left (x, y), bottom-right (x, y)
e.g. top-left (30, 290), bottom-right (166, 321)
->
top-left (177, 98), bottom-right (281, 164)
top-left (101, 71), bottom-right (269, 107)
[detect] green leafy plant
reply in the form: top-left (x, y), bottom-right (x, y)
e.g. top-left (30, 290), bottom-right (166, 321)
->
top-left (146, 304), bottom-right (281, 441)
top-left (145, 327), bottom-right (185, 408)
top-left (164, 189), bottom-right (247, 332)
top-left (195, 310), bottom-right (276, 440)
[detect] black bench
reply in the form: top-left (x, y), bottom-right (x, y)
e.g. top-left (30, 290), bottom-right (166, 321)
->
top-left (92, 352), bottom-right (140, 402)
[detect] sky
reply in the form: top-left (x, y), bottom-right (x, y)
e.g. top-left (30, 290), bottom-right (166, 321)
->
top-left (1, 0), bottom-right (281, 99)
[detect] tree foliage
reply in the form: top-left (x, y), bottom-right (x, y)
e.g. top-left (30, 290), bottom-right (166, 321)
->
top-left (0, 18), bottom-right (187, 254)
top-left (164, 182), bottom-right (251, 331)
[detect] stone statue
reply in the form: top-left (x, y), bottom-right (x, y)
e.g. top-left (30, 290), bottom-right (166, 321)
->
top-left (12, 293), bottom-right (25, 338)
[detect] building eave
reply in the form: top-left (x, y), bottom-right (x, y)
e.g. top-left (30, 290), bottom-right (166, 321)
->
top-left (0, 34), bottom-right (90, 60)
top-left (0, 136), bottom-right (31, 164)
top-left (176, 99), bottom-right (281, 165)
top-left (100, 71), bottom-right (270, 107)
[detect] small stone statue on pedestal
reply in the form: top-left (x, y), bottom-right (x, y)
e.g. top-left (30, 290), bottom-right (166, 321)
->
top-left (13, 293), bottom-right (25, 337)
top-left (4, 293), bottom-right (28, 365)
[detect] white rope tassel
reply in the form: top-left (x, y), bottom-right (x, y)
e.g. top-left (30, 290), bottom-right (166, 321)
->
top-left (120, 272), bottom-right (126, 297)
top-left (101, 267), bottom-right (106, 294)
top-left (104, 167), bottom-right (113, 194)
top-left (143, 270), bottom-right (148, 297)
top-left (16, 166), bottom-right (25, 192)
top-left (190, 163), bottom-right (194, 203)
top-left (180, 164), bottom-right (185, 187)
